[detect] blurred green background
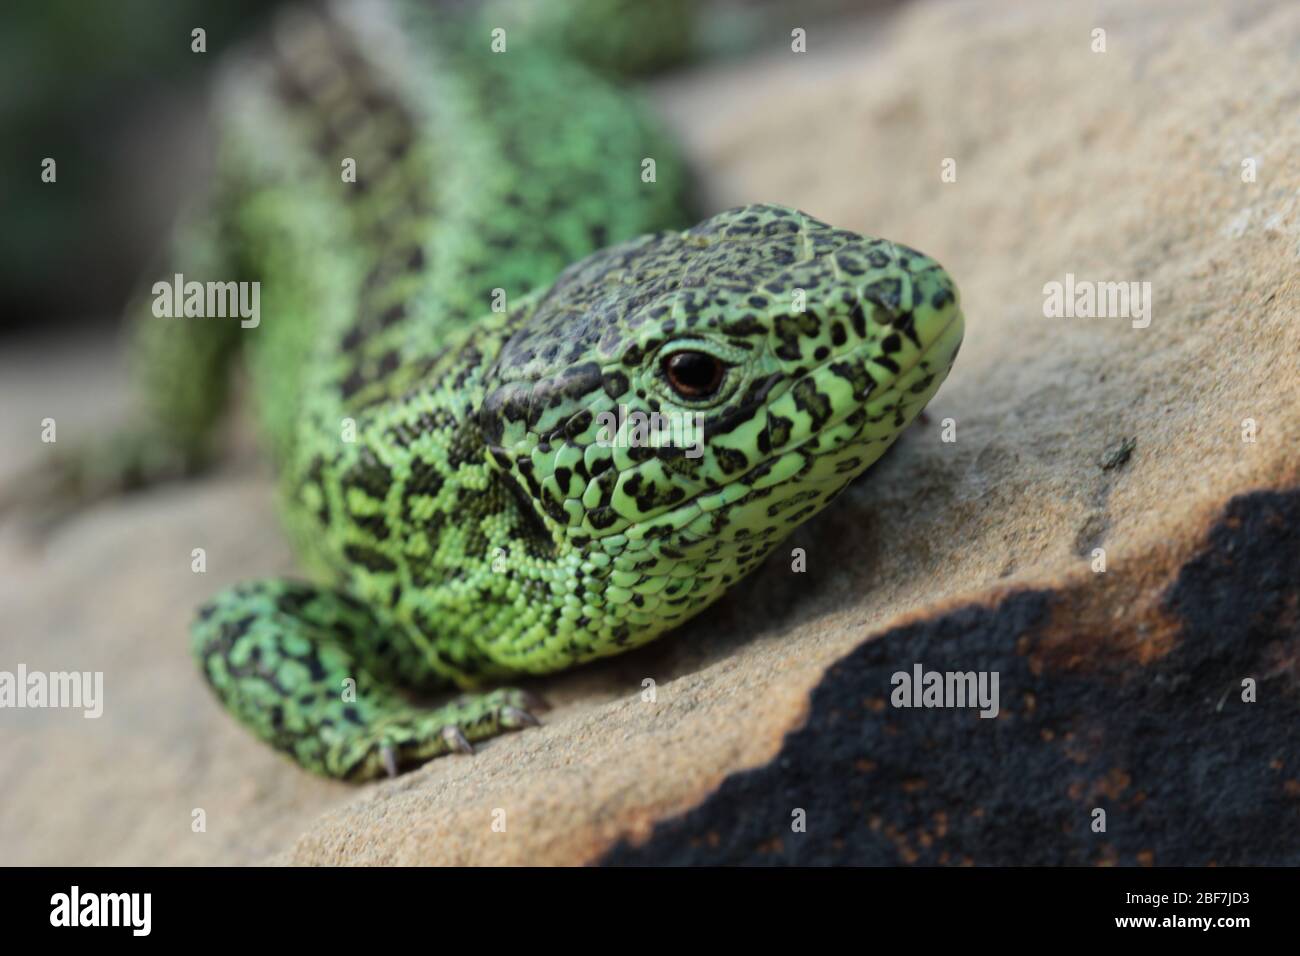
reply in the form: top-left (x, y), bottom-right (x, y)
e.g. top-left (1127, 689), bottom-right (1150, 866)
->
top-left (1, 0), bottom-right (274, 333)
top-left (0, 0), bottom-right (894, 335)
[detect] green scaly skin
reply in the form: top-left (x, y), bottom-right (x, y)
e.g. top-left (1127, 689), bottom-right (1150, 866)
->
top-left (87, 1), bottom-right (965, 780)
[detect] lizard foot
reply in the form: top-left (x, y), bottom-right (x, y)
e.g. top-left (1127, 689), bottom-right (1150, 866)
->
top-left (358, 688), bottom-right (546, 779)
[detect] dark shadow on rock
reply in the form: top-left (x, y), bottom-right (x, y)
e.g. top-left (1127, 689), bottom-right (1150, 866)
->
top-left (599, 487), bottom-right (1300, 865)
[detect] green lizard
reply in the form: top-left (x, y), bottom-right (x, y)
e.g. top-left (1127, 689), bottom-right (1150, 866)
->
top-left (60, 0), bottom-right (965, 779)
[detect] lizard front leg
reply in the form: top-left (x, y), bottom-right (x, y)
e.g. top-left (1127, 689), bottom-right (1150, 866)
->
top-left (191, 579), bottom-right (543, 780)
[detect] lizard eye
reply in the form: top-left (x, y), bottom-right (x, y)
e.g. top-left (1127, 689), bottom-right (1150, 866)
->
top-left (662, 350), bottom-right (726, 400)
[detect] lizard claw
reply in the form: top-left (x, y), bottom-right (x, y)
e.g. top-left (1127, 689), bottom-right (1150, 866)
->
top-left (440, 725), bottom-right (475, 755)
top-left (380, 744), bottom-right (399, 779)
top-left (500, 705), bottom-right (541, 729)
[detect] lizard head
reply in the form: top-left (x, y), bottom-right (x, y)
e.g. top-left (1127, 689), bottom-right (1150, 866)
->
top-left (479, 204), bottom-right (963, 637)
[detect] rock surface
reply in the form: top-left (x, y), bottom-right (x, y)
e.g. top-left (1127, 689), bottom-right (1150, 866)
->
top-left (1, 0), bottom-right (1297, 865)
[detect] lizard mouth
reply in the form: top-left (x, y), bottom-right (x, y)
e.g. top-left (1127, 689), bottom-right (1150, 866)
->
top-left (793, 305), bottom-right (965, 468)
top-left (769, 305), bottom-right (964, 461)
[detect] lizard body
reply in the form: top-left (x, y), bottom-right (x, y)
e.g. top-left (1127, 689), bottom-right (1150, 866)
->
top-left (117, 1), bottom-right (964, 779)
